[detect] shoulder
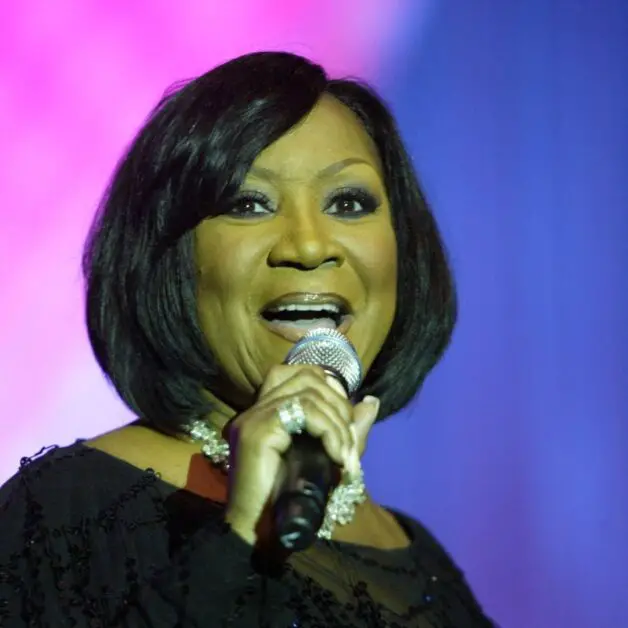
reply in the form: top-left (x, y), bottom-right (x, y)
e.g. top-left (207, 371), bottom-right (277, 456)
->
top-left (0, 441), bottom-right (164, 534)
top-left (390, 508), bottom-right (495, 625)
top-left (1, 442), bottom-right (102, 504)
top-left (85, 423), bottom-right (196, 489)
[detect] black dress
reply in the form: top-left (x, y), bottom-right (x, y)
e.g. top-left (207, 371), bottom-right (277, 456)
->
top-left (0, 442), bottom-right (495, 627)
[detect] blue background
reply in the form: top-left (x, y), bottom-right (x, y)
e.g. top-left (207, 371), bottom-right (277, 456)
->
top-left (365, 1), bottom-right (628, 625)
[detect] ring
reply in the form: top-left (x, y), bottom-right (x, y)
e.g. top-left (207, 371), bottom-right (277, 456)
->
top-left (277, 398), bottom-right (306, 435)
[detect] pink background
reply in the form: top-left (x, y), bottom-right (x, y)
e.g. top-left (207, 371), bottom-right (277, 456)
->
top-left (0, 0), bottom-right (413, 480)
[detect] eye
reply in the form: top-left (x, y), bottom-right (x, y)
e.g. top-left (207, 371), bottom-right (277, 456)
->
top-left (226, 191), bottom-right (273, 217)
top-left (325, 187), bottom-right (380, 218)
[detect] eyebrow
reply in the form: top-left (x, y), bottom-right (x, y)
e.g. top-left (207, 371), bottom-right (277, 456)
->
top-left (248, 157), bottom-right (374, 182)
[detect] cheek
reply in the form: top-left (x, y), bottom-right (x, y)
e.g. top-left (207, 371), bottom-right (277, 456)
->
top-left (194, 225), bottom-right (266, 333)
top-left (195, 257), bottom-right (223, 314)
top-left (195, 227), bottom-right (243, 301)
top-left (196, 262), bottom-right (245, 329)
top-left (194, 235), bottom-right (236, 333)
top-left (368, 229), bottom-right (398, 350)
top-left (362, 226), bottom-right (398, 292)
top-left (357, 228), bottom-right (397, 370)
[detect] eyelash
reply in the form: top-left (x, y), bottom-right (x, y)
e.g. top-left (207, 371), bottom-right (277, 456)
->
top-left (326, 187), bottom-right (380, 218)
top-left (226, 190), bottom-right (271, 217)
top-left (227, 187), bottom-right (380, 218)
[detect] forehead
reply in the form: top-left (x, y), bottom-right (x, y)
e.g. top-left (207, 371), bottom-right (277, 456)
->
top-left (250, 95), bottom-right (381, 177)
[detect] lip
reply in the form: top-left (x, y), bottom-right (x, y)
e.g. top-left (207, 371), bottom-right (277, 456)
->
top-left (261, 292), bottom-right (353, 315)
top-left (261, 313), bottom-right (355, 343)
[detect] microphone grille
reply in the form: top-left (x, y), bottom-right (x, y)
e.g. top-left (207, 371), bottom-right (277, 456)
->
top-left (284, 328), bottom-right (363, 396)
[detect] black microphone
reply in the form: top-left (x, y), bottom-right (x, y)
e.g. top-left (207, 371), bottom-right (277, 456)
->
top-left (273, 328), bottom-right (363, 552)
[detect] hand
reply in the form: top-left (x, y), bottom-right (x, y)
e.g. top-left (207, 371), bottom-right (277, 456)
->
top-left (223, 364), bottom-right (380, 546)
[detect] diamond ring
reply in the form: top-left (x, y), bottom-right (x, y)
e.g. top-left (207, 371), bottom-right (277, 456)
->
top-left (277, 398), bottom-right (306, 435)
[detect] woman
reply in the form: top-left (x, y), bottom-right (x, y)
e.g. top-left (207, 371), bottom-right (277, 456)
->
top-left (0, 52), bottom-right (494, 626)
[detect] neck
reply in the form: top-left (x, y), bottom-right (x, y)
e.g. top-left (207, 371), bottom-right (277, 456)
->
top-left (204, 391), bottom-right (239, 433)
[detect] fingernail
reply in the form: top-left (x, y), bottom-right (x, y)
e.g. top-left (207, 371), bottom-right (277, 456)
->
top-left (362, 395), bottom-right (380, 417)
top-left (326, 375), bottom-right (348, 398)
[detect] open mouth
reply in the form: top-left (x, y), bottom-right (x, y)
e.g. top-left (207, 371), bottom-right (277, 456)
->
top-left (259, 293), bottom-right (354, 341)
top-left (261, 303), bottom-right (348, 330)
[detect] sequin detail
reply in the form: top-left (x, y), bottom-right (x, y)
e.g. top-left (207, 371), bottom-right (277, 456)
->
top-left (0, 442), bottom-right (495, 627)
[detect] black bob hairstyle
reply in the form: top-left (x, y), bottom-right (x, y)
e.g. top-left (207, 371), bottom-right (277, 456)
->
top-left (83, 51), bottom-right (457, 434)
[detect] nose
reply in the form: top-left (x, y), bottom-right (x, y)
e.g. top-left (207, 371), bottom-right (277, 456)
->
top-left (267, 201), bottom-right (344, 270)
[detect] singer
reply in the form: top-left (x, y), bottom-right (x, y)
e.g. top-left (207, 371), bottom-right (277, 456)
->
top-left (0, 52), bottom-right (494, 626)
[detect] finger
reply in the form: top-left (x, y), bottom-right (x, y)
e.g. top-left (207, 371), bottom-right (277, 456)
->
top-left (337, 396), bottom-right (379, 478)
top-left (298, 391), bottom-right (354, 465)
top-left (233, 390), bottom-right (352, 467)
top-left (261, 370), bottom-right (354, 425)
top-left (258, 364), bottom-right (327, 398)
top-left (352, 396), bottom-right (380, 453)
top-left (324, 375), bottom-right (348, 399)
top-left (262, 391), bottom-right (353, 466)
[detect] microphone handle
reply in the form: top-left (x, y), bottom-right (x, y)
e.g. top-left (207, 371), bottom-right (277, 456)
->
top-left (273, 432), bottom-right (340, 552)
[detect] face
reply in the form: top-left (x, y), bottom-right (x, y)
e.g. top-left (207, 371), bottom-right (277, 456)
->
top-left (194, 95), bottom-right (397, 408)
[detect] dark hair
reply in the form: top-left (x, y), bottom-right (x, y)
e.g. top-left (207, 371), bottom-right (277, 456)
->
top-left (83, 51), bottom-right (456, 434)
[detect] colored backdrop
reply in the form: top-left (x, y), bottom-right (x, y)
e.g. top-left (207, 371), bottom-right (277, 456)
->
top-left (1, 1), bottom-right (626, 626)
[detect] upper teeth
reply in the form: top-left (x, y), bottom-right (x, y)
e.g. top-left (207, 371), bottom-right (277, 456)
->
top-left (267, 304), bottom-right (342, 314)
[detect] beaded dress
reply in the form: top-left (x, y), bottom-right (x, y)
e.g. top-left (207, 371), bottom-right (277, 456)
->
top-left (0, 443), bottom-right (494, 627)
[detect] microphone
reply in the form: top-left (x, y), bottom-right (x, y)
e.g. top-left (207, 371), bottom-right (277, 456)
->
top-left (273, 327), bottom-right (363, 552)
